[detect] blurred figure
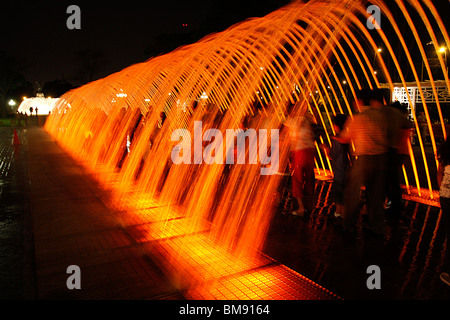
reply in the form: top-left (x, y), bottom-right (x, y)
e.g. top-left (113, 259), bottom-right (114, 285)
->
top-left (158, 111), bottom-right (167, 128)
top-left (417, 111), bottom-right (428, 143)
top-left (337, 89), bottom-right (389, 236)
top-left (385, 101), bottom-right (413, 222)
top-left (284, 102), bottom-right (316, 217)
top-left (328, 114), bottom-right (350, 218)
top-left (16, 112), bottom-right (22, 126)
top-left (436, 139), bottom-right (450, 287)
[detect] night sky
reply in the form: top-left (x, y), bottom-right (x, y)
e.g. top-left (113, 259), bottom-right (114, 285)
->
top-left (1, 0), bottom-right (449, 93)
top-left (1, 0), bottom-right (291, 89)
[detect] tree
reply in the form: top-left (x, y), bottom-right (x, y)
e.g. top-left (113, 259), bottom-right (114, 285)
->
top-left (0, 51), bottom-right (33, 116)
top-left (74, 50), bottom-right (107, 84)
top-left (42, 79), bottom-right (74, 98)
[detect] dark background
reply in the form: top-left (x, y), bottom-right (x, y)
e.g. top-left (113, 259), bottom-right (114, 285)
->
top-left (0, 0), bottom-right (290, 100)
top-left (1, 0), bottom-right (449, 116)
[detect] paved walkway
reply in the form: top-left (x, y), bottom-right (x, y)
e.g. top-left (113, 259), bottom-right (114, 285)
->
top-left (0, 127), bottom-right (33, 299)
top-left (2, 125), bottom-right (450, 300)
top-left (25, 126), bottom-right (183, 299)
top-left (9, 126), bottom-right (336, 300)
top-left (266, 170), bottom-right (450, 299)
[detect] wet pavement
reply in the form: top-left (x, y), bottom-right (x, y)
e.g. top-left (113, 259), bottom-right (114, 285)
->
top-left (1, 125), bottom-right (450, 300)
top-left (0, 127), bottom-right (33, 299)
top-left (265, 183), bottom-right (450, 299)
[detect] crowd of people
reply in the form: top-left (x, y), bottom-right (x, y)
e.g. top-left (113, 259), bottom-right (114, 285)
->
top-left (285, 88), bottom-right (450, 287)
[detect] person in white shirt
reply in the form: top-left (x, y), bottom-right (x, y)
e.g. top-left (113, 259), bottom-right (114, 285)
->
top-left (284, 103), bottom-right (316, 217)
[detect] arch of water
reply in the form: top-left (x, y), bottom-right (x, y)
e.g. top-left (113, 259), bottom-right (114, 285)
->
top-left (45, 0), bottom-right (449, 281)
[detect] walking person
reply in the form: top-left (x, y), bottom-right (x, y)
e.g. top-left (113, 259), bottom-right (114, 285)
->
top-left (328, 114), bottom-right (350, 218)
top-left (436, 139), bottom-right (450, 287)
top-left (336, 89), bottom-right (389, 236)
top-left (284, 102), bottom-right (316, 217)
top-left (385, 101), bottom-right (413, 222)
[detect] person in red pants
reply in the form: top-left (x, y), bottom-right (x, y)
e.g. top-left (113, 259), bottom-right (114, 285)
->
top-left (285, 104), bottom-right (316, 217)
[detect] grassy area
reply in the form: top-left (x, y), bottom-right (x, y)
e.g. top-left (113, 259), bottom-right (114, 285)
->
top-left (0, 118), bottom-right (15, 126)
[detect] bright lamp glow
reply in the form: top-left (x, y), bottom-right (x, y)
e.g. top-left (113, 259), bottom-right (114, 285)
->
top-left (17, 97), bottom-right (60, 115)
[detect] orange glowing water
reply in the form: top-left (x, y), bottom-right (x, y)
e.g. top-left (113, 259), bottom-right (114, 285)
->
top-left (45, 0), bottom-right (449, 297)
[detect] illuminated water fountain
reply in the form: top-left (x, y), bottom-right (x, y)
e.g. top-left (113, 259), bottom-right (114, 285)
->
top-left (44, 0), bottom-right (449, 299)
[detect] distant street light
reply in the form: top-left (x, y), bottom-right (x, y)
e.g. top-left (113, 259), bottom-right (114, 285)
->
top-left (421, 45), bottom-right (448, 81)
top-left (373, 47), bottom-right (382, 67)
top-left (439, 46), bottom-right (448, 76)
top-left (8, 99), bottom-right (16, 107)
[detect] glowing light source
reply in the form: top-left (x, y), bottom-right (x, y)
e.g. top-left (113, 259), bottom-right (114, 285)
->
top-left (116, 89), bottom-right (127, 98)
top-left (17, 96), bottom-right (60, 115)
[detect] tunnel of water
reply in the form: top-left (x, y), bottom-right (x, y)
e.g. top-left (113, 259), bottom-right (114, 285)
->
top-left (44, 0), bottom-right (449, 298)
